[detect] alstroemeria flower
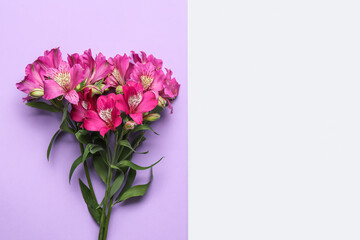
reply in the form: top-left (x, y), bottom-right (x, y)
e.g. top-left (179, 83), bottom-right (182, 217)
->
top-left (70, 88), bottom-right (97, 122)
top-left (68, 49), bottom-right (112, 85)
top-left (106, 54), bottom-right (131, 87)
top-left (36, 47), bottom-right (62, 71)
top-left (43, 61), bottom-right (85, 104)
top-left (161, 69), bottom-right (180, 99)
top-left (131, 51), bottom-right (163, 70)
top-left (129, 62), bottom-right (165, 96)
top-left (84, 93), bottom-right (122, 136)
top-left (116, 82), bottom-right (158, 124)
top-left (16, 62), bottom-right (46, 101)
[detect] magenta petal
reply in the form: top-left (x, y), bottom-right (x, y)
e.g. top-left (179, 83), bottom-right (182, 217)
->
top-left (99, 127), bottom-right (111, 137)
top-left (130, 113), bottom-right (143, 124)
top-left (65, 90), bottom-right (79, 104)
top-left (136, 91), bottom-right (158, 113)
top-left (70, 104), bottom-right (86, 122)
top-left (91, 53), bottom-right (112, 83)
top-left (84, 110), bottom-right (107, 132)
top-left (70, 64), bottom-right (85, 89)
top-left (43, 80), bottom-right (64, 100)
top-left (115, 94), bottom-right (130, 114)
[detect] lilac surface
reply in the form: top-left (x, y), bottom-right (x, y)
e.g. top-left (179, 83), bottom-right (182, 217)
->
top-left (0, 0), bottom-right (187, 239)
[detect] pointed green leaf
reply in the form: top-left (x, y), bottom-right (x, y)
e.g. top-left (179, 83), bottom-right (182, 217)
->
top-left (115, 168), bottom-right (137, 202)
top-left (110, 171), bottom-right (125, 198)
top-left (90, 145), bottom-right (103, 154)
top-left (82, 144), bottom-right (92, 162)
top-left (133, 124), bottom-right (159, 135)
top-left (69, 156), bottom-right (83, 183)
top-left (93, 154), bottom-right (107, 184)
top-left (26, 101), bottom-right (60, 112)
top-left (47, 129), bottom-right (61, 161)
top-left (79, 179), bottom-right (101, 224)
top-left (119, 140), bottom-right (148, 154)
top-left (75, 130), bottom-right (91, 145)
top-left (118, 157), bottom-right (163, 170)
top-left (60, 104), bottom-right (74, 134)
top-left (116, 168), bottom-right (153, 203)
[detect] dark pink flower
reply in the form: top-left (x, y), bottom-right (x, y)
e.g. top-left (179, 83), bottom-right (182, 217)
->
top-left (116, 82), bottom-right (158, 124)
top-left (70, 88), bottom-right (96, 122)
top-left (129, 62), bottom-right (165, 96)
top-left (106, 54), bottom-right (131, 87)
top-left (84, 93), bottom-right (122, 137)
top-left (43, 61), bottom-right (85, 104)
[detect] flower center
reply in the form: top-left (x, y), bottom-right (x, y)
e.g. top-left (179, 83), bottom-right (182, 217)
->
top-left (140, 75), bottom-right (154, 90)
top-left (54, 72), bottom-right (71, 89)
top-left (99, 108), bottom-right (113, 123)
top-left (128, 93), bottom-right (143, 110)
top-left (81, 101), bottom-right (88, 110)
top-left (112, 68), bottom-right (121, 83)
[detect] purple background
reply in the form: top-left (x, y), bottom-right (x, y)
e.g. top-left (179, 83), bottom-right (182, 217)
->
top-left (0, 0), bottom-right (187, 239)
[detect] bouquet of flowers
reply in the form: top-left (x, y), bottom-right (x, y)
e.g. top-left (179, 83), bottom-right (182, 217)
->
top-left (16, 48), bottom-right (180, 239)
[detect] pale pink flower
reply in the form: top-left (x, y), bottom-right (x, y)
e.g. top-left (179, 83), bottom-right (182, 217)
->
top-left (16, 62), bottom-right (46, 101)
top-left (43, 61), bottom-right (85, 104)
top-left (106, 54), bottom-right (131, 87)
top-left (129, 62), bottom-right (165, 96)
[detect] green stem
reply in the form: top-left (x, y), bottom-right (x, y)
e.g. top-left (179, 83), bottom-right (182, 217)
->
top-left (79, 142), bottom-right (97, 201)
top-left (103, 197), bottom-right (114, 240)
top-left (98, 163), bottom-right (113, 240)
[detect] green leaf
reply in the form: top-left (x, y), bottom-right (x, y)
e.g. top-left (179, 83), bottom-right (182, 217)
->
top-left (115, 168), bottom-right (136, 202)
top-left (47, 129), bottom-right (61, 161)
top-left (116, 168), bottom-right (153, 203)
top-left (133, 124), bottom-right (159, 135)
top-left (82, 144), bottom-right (92, 162)
top-left (90, 145), bottom-right (104, 154)
top-left (118, 157), bottom-right (163, 170)
top-left (69, 156), bottom-right (83, 183)
top-left (60, 104), bottom-right (74, 134)
top-left (110, 171), bottom-right (125, 198)
top-left (79, 179), bottom-right (101, 224)
top-left (93, 154), bottom-right (107, 184)
top-left (75, 130), bottom-right (91, 145)
top-left (26, 101), bottom-right (60, 112)
top-left (119, 140), bottom-right (148, 154)
top-left (118, 133), bottom-right (146, 160)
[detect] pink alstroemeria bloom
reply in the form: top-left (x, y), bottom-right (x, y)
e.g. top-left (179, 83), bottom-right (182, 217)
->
top-left (161, 69), bottom-right (180, 99)
top-left (16, 62), bottom-right (46, 101)
top-left (129, 62), bottom-right (165, 96)
top-left (36, 47), bottom-right (62, 71)
top-left (68, 49), bottom-right (112, 85)
top-left (84, 93), bottom-right (122, 137)
top-left (106, 54), bottom-right (131, 87)
top-left (131, 51), bottom-right (163, 70)
top-left (116, 82), bottom-right (158, 124)
top-left (43, 61), bottom-right (85, 104)
top-left (70, 88), bottom-right (97, 122)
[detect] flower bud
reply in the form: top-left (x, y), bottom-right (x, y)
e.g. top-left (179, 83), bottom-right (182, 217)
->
top-left (158, 96), bottom-right (167, 108)
top-left (116, 85), bottom-right (123, 94)
top-left (124, 121), bottom-right (136, 130)
top-left (144, 113), bottom-right (160, 122)
top-left (29, 88), bottom-right (44, 98)
top-left (91, 87), bottom-right (102, 95)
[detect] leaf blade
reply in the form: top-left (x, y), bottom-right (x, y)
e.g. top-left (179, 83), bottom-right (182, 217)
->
top-left (47, 129), bottom-right (61, 161)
